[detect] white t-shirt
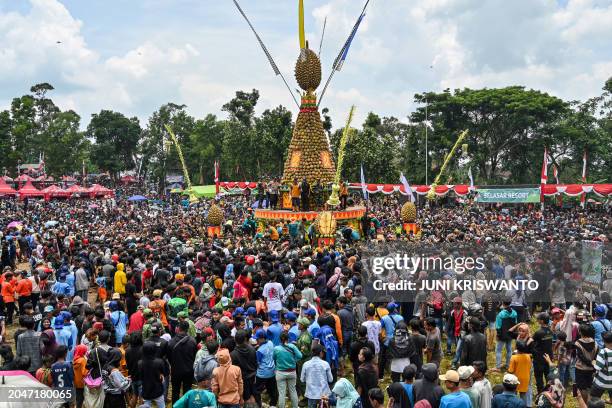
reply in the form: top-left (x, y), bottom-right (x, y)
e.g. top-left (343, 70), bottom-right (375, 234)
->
top-left (362, 320), bottom-right (382, 354)
top-left (263, 282), bottom-right (285, 311)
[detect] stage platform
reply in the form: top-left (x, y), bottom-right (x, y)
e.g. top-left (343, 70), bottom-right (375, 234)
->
top-left (254, 205), bottom-right (366, 221)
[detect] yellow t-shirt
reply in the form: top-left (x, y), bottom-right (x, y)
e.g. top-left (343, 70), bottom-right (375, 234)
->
top-left (291, 183), bottom-right (301, 198)
top-left (509, 353), bottom-right (532, 393)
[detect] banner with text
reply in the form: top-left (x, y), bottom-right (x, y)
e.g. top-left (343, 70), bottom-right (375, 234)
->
top-left (476, 188), bottom-right (540, 203)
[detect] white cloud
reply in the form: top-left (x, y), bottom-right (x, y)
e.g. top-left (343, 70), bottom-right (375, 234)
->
top-left (0, 0), bottom-right (610, 132)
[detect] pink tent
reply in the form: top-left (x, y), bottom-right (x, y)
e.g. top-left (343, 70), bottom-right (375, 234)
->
top-left (18, 181), bottom-right (44, 199)
top-left (41, 185), bottom-right (69, 200)
top-left (16, 174), bottom-right (33, 182)
top-left (0, 179), bottom-right (17, 196)
top-left (87, 184), bottom-right (114, 198)
top-left (1, 175), bottom-right (13, 182)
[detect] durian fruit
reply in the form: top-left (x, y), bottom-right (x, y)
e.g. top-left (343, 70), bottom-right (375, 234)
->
top-left (295, 47), bottom-right (321, 91)
top-left (315, 211), bottom-right (336, 236)
top-left (207, 204), bottom-right (224, 226)
top-left (400, 202), bottom-right (417, 223)
top-left (282, 46), bottom-right (335, 186)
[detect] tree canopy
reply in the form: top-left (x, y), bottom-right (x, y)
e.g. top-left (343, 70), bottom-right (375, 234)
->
top-left (0, 80), bottom-right (609, 187)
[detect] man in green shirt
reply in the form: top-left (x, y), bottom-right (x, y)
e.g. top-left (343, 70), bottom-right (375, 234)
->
top-left (178, 311), bottom-right (197, 338)
top-left (167, 288), bottom-right (189, 334)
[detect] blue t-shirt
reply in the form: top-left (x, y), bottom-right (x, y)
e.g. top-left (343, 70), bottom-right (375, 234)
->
top-left (267, 322), bottom-right (283, 346)
top-left (288, 324), bottom-right (300, 343)
top-left (256, 340), bottom-right (276, 378)
top-left (381, 313), bottom-right (404, 345)
top-left (51, 361), bottom-right (74, 389)
top-left (440, 391), bottom-right (472, 408)
top-left (402, 383), bottom-right (414, 408)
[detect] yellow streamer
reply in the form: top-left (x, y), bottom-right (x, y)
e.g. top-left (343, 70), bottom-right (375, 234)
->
top-left (299, 0), bottom-right (306, 49)
top-left (427, 129), bottom-right (469, 200)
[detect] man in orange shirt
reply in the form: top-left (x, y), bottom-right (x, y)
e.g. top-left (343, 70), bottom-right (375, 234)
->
top-left (149, 289), bottom-right (169, 330)
top-left (15, 271), bottom-right (33, 314)
top-left (291, 178), bottom-right (301, 212)
top-left (1, 271), bottom-right (17, 324)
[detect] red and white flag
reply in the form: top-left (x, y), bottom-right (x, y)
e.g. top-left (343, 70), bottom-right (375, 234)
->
top-left (581, 150), bottom-right (587, 207)
top-left (540, 148), bottom-right (548, 184)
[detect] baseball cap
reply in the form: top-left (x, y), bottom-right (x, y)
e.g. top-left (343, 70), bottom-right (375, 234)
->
top-left (246, 306), bottom-right (257, 316)
top-left (233, 307), bottom-right (245, 317)
top-left (177, 311), bottom-right (188, 318)
top-left (386, 302), bottom-right (398, 311)
top-left (453, 296), bottom-right (463, 303)
top-left (269, 310), bottom-right (280, 322)
top-left (112, 293), bottom-right (121, 300)
top-left (254, 329), bottom-right (267, 340)
top-left (152, 289), bottom-right (162, 298)
top-left (304, 308), bottom-right (316, 317)
top-left (594, 305), bottom-right (606, 317)
top-left (503, 373), bottom-right (520, 385)
top-left (439, 370), bottom-right (460, 383)
top-left (457, 366), bottom-right (475, 380)
top-left (297, 317), bottom-right (311, 327)
top-left (44, 305), bottom-right (54, 313)
top-left (284, 312), bottom-right (297, 321)
top-left (53, 318), bottom-right (64, 329)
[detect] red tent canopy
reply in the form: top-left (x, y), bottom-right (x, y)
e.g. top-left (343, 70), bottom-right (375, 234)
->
top-left (64, 184), bottom-right (86, 195)
top-left (18, 181), bottom-right (44, 198)
top-left (87, 184), bottom-right (114, 198)
top-left (1, 175), bottom-right (13, 182)
top-left (61, 175), bottom-right (76, 182)
top-left (0, 179), bottom-right (17, 196)
top-left (16, 174), bottom-right (34, 182)
top-left (41, 185), bottom-right (69, 200)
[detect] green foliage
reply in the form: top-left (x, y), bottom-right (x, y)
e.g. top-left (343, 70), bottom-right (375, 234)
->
top-left (86, 110), bottom-right (141, 178)
top-left (0, 79), bottom-right (609, 188)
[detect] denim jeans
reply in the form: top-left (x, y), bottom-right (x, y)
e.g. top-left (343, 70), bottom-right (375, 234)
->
top-left (142, 394), bottom-right (165, 407)
top-left (276, 370), bottom-right (298, 408)
top-left (446, 333), bottom-right (457, 353)
top-left (496, 339), bottom-right (513, 368)
top-left (558, 364), bottom-right (570, 387)
top-left (452, 338), bottom-right (463, 365)
top-left (308, 399), bottom-right (321, 408)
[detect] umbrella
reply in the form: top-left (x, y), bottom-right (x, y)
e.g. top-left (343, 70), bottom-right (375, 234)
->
top-left (45, 220), bottom-right (59, 227)
top-left (127, 195), bottom-right (147, 201)
top-left (0, 370), bottom-right (64, 407)
top-left (7, 221), bottom-right (22, 229)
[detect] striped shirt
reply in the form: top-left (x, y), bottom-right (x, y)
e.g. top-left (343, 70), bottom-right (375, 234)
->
top-left (594, 347), bottom-right (612, 389)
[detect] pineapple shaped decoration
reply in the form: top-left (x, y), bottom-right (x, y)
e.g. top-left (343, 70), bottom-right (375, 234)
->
top-left (282, 41), bottom-right (335, 185)
top-left (207, 204), bottom-right (224, 226)
top-left (400, 202), bottom-right (417, 223)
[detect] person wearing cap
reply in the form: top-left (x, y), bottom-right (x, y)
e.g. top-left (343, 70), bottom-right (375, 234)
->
top-left (457, 366), bottom-right (479, 408)
top-left (52, 317), bottom-right (75, 362)
top-left (379, 302), bottom-right (404, 379)
top-left (591, 305), bottom-right (611, 349)
top-left (439, 369), bottom-right (471, 408)
top-left (141, 309), bottom-right (162, 341)
top-left (177, 310), bottom-right (196, 338)
top-left (149, 288), bottom-right (169, 330)
top-left (128, 305), bottom-right (145, 334)
top-left (492, 374), bottom-right (525, 408)
top-left (446, 297), bottom-right (466, 357)
top-left (255, 328), bottom-right (278, 407)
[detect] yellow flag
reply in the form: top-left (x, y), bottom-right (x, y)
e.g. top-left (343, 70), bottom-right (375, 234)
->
top-left (299, 0), bottom-right (305, 49)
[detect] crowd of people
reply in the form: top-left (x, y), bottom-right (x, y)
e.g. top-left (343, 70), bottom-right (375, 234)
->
top-left (0, 191), bottom-right (609, 408)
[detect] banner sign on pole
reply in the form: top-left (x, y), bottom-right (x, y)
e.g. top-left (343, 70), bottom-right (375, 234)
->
top-left (476, 188), bottom-right (540, 203)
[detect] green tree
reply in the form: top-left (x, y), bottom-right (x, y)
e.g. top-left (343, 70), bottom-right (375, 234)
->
top-left (254, 105), bottom-right (293, 176)
top-left (141, 103), bottom-right (195, 189)
top-left (0, 111), bottom-right (13, 173)
top-left (222, 89), bottom-right (259, 127)
top-left (86, 110), bottom-right (142, 178)
top-left (188, 114), bottom-right (224, 184)
top-left (41, 110), bottom-right (88, 175)
top-left (412, 87), bottom-right (569, 184)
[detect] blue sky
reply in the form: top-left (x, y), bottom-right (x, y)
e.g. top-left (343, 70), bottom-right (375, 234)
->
top-left (0, 0), bottom-right (610, 129)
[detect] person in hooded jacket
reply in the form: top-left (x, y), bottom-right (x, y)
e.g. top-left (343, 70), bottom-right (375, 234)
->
top-left (412, 363), bottom-right (445, 408)
top-left (168, 321), bottom-right (197, 404)
top-left (212, 348), bottom-right (244, 408)
top-left (230, 329), bottom-right (258, 405)
top-left (139, 341), bottom-right (166, 408)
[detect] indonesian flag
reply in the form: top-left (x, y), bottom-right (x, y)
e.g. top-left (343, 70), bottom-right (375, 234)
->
top-left (581, 151), bottom-right (587, 207)
top-left (540, 148), bottom-right (548, 184)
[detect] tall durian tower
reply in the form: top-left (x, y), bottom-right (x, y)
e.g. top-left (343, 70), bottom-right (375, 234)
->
top-left (281, 9), bottom-right (336, 185)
